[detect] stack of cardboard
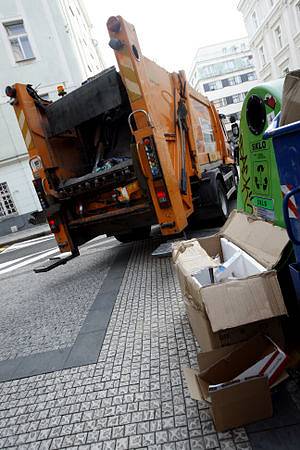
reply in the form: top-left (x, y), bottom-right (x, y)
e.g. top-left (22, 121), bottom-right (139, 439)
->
top-left (183, 334), bottom-right (288, 431)
top-left (172, 210), bottom-right (290, 430)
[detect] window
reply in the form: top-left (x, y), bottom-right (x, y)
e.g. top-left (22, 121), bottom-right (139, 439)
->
top-left (203, 80), bottom-right (222, 92)
top-left (199, 117), bottom-right (216, 153)
top-left (213, 98), bottom-right (226, 108)
top-left (259, 45), bottom-right (266, 67)
top-left (274, 25), bottom-right (283, 49)
top-left (0, 183), bottom-right (17, 217)
top-left (247, 71), bottom-right (257, 81)
top-left (232, 94), bottom-right (242, 104)
top-left (198, 57), bottom-right (252, 80)
top-left (4, 20), bottom-right (34, 62)
top-left (252, 11), bottom-right (258, 29)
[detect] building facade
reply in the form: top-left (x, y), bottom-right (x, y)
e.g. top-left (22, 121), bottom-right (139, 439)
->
top-left (237, 0), bottom-right (300, 81)
top-left (189, 38), bottom-right (258, 131)
top-left (0, 0), bottom-right (105, 235)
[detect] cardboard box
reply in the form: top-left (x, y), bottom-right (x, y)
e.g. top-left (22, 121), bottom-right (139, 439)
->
top-left (280, 70), bottom-right (300, 126)
top-left (185, 298), bottom-right (284, 350)
top-left (184, 334), bottom-right (287, 431)
top-left (173, 211), bottom-right (289, 351)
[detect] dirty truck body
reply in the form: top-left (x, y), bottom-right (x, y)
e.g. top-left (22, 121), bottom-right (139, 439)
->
top-left (8, 16), bottom-right (236, 262)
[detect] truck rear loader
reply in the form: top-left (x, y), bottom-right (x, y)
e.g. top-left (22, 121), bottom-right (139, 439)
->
top-left (6, 16), bottom-right (237, 271)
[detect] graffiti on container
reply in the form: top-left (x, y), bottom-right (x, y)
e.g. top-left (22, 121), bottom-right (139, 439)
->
top-left (239, 134), bottom-right (254, 213)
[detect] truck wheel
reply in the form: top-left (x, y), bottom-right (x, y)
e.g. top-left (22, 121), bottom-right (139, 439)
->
top-left (114, 226), bottom-right (151, 243)
top-left (216, 180), bottom-right (229, 222)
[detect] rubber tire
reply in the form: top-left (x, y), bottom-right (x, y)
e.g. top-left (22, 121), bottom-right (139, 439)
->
top-left (216, 179), bottom-right (229, 222)
top-left (114, 226), bottom-right (151, 243)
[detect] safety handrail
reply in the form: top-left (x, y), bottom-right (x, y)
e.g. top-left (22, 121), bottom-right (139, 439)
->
top-left (128, 109), bottom-right (153, 134)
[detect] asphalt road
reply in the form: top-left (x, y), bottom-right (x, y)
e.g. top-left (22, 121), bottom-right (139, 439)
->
top-left (0, 201), bottom-right (235, 363)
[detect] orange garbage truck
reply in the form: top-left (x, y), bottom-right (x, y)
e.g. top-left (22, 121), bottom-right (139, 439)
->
top-left (6, 16), bottom-right (237, 271)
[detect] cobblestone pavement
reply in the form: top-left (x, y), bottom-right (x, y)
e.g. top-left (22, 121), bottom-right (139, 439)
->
top-left (0, 248), bottom-right (114, 361)
top-left (0, 239), bottom-right (252, 449)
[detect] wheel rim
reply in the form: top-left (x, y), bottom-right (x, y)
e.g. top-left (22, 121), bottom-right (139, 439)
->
top-left (220, 190), bottom-right (228, 216)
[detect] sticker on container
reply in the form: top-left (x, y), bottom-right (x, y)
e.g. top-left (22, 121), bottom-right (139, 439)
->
top-left (253, 160), bottom-right (270, 195)
top-left (264, 94), bottom-right (276, 110)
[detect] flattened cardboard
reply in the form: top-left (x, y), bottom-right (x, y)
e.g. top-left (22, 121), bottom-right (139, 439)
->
top-left (201, 271), bottom-right (287, 332)
top-left (220, 210), bottom-right (289, 269)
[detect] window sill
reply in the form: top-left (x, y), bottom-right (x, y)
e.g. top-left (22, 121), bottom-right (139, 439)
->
top-left (274, 43), bottom-right (289, 63)
top-left (15, 56), bottom-right (36, 64)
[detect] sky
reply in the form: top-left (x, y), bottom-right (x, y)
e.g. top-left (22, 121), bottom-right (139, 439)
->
top-left (84, 0), bottom-right (246, 76)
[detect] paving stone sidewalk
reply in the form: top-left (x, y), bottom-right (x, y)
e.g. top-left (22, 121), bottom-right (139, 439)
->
top-left (0, 239), bottom-right (252, 449)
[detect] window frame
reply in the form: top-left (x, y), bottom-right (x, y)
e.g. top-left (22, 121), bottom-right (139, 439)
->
top-left (274, 24), bottom-right (283, 50)
top-left (252, 11), bottom-right (258, 29)
top-left (0, 182), bottom-right (18, 218)
top-left (259, 45), bottom-right (266, 67)
top-left (3, 19), bottom-right (35, 62)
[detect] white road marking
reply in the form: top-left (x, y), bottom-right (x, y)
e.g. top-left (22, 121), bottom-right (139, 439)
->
top-left (0, 248), bottom-right (59, 274)
top-left (0, 234), bottom-right (122, 275)
top-left (3, 235), bottom-right (54, 253)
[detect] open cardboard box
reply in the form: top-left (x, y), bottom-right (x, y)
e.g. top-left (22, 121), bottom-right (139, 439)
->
top-left (173, 210), bottom-right (289, 350)
top-left (184, 334), bottom-right (288, 431)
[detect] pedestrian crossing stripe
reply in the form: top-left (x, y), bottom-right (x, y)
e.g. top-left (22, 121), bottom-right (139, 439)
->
top-left (0, 235), bottom-right (121, 275)
top-left (16, 108), bottom-right (33, 151)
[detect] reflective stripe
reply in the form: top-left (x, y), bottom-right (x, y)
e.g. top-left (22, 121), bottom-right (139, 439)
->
top-left (25, 129), bottom-right (32, 148)
top-left (119, 54), bottom-right (142, 102)
top-left (18, 109), bottom-right (25, 129)
top-left (124, 77), bottom-right (142, 98)
top-left (281, 184), bottom-right (300, 219)
top-left (16, 108), bottom-right (33, 150)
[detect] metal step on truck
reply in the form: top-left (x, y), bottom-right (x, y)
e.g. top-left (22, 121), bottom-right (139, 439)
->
top-left (6, 15), bottom-right (238, 271)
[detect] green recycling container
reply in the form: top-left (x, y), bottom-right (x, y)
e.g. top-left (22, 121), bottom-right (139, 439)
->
top-left (237, 79), bottom-right (285, 227)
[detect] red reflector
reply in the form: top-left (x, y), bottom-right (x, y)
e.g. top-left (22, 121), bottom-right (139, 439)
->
top-left (156, 189), bottom-right (167, 200)
top-left (48, 218), bottom-right (60, 233)
top-left (155, 184), bottom-right (170, 208)
top-left (143, 138), bottom-right (151, 146)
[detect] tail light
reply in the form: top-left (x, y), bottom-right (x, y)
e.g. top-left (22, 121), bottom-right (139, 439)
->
top-left (154, 183), bottom-right (170, 209)
top-left (48, 217), bottom-right (60, 233)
